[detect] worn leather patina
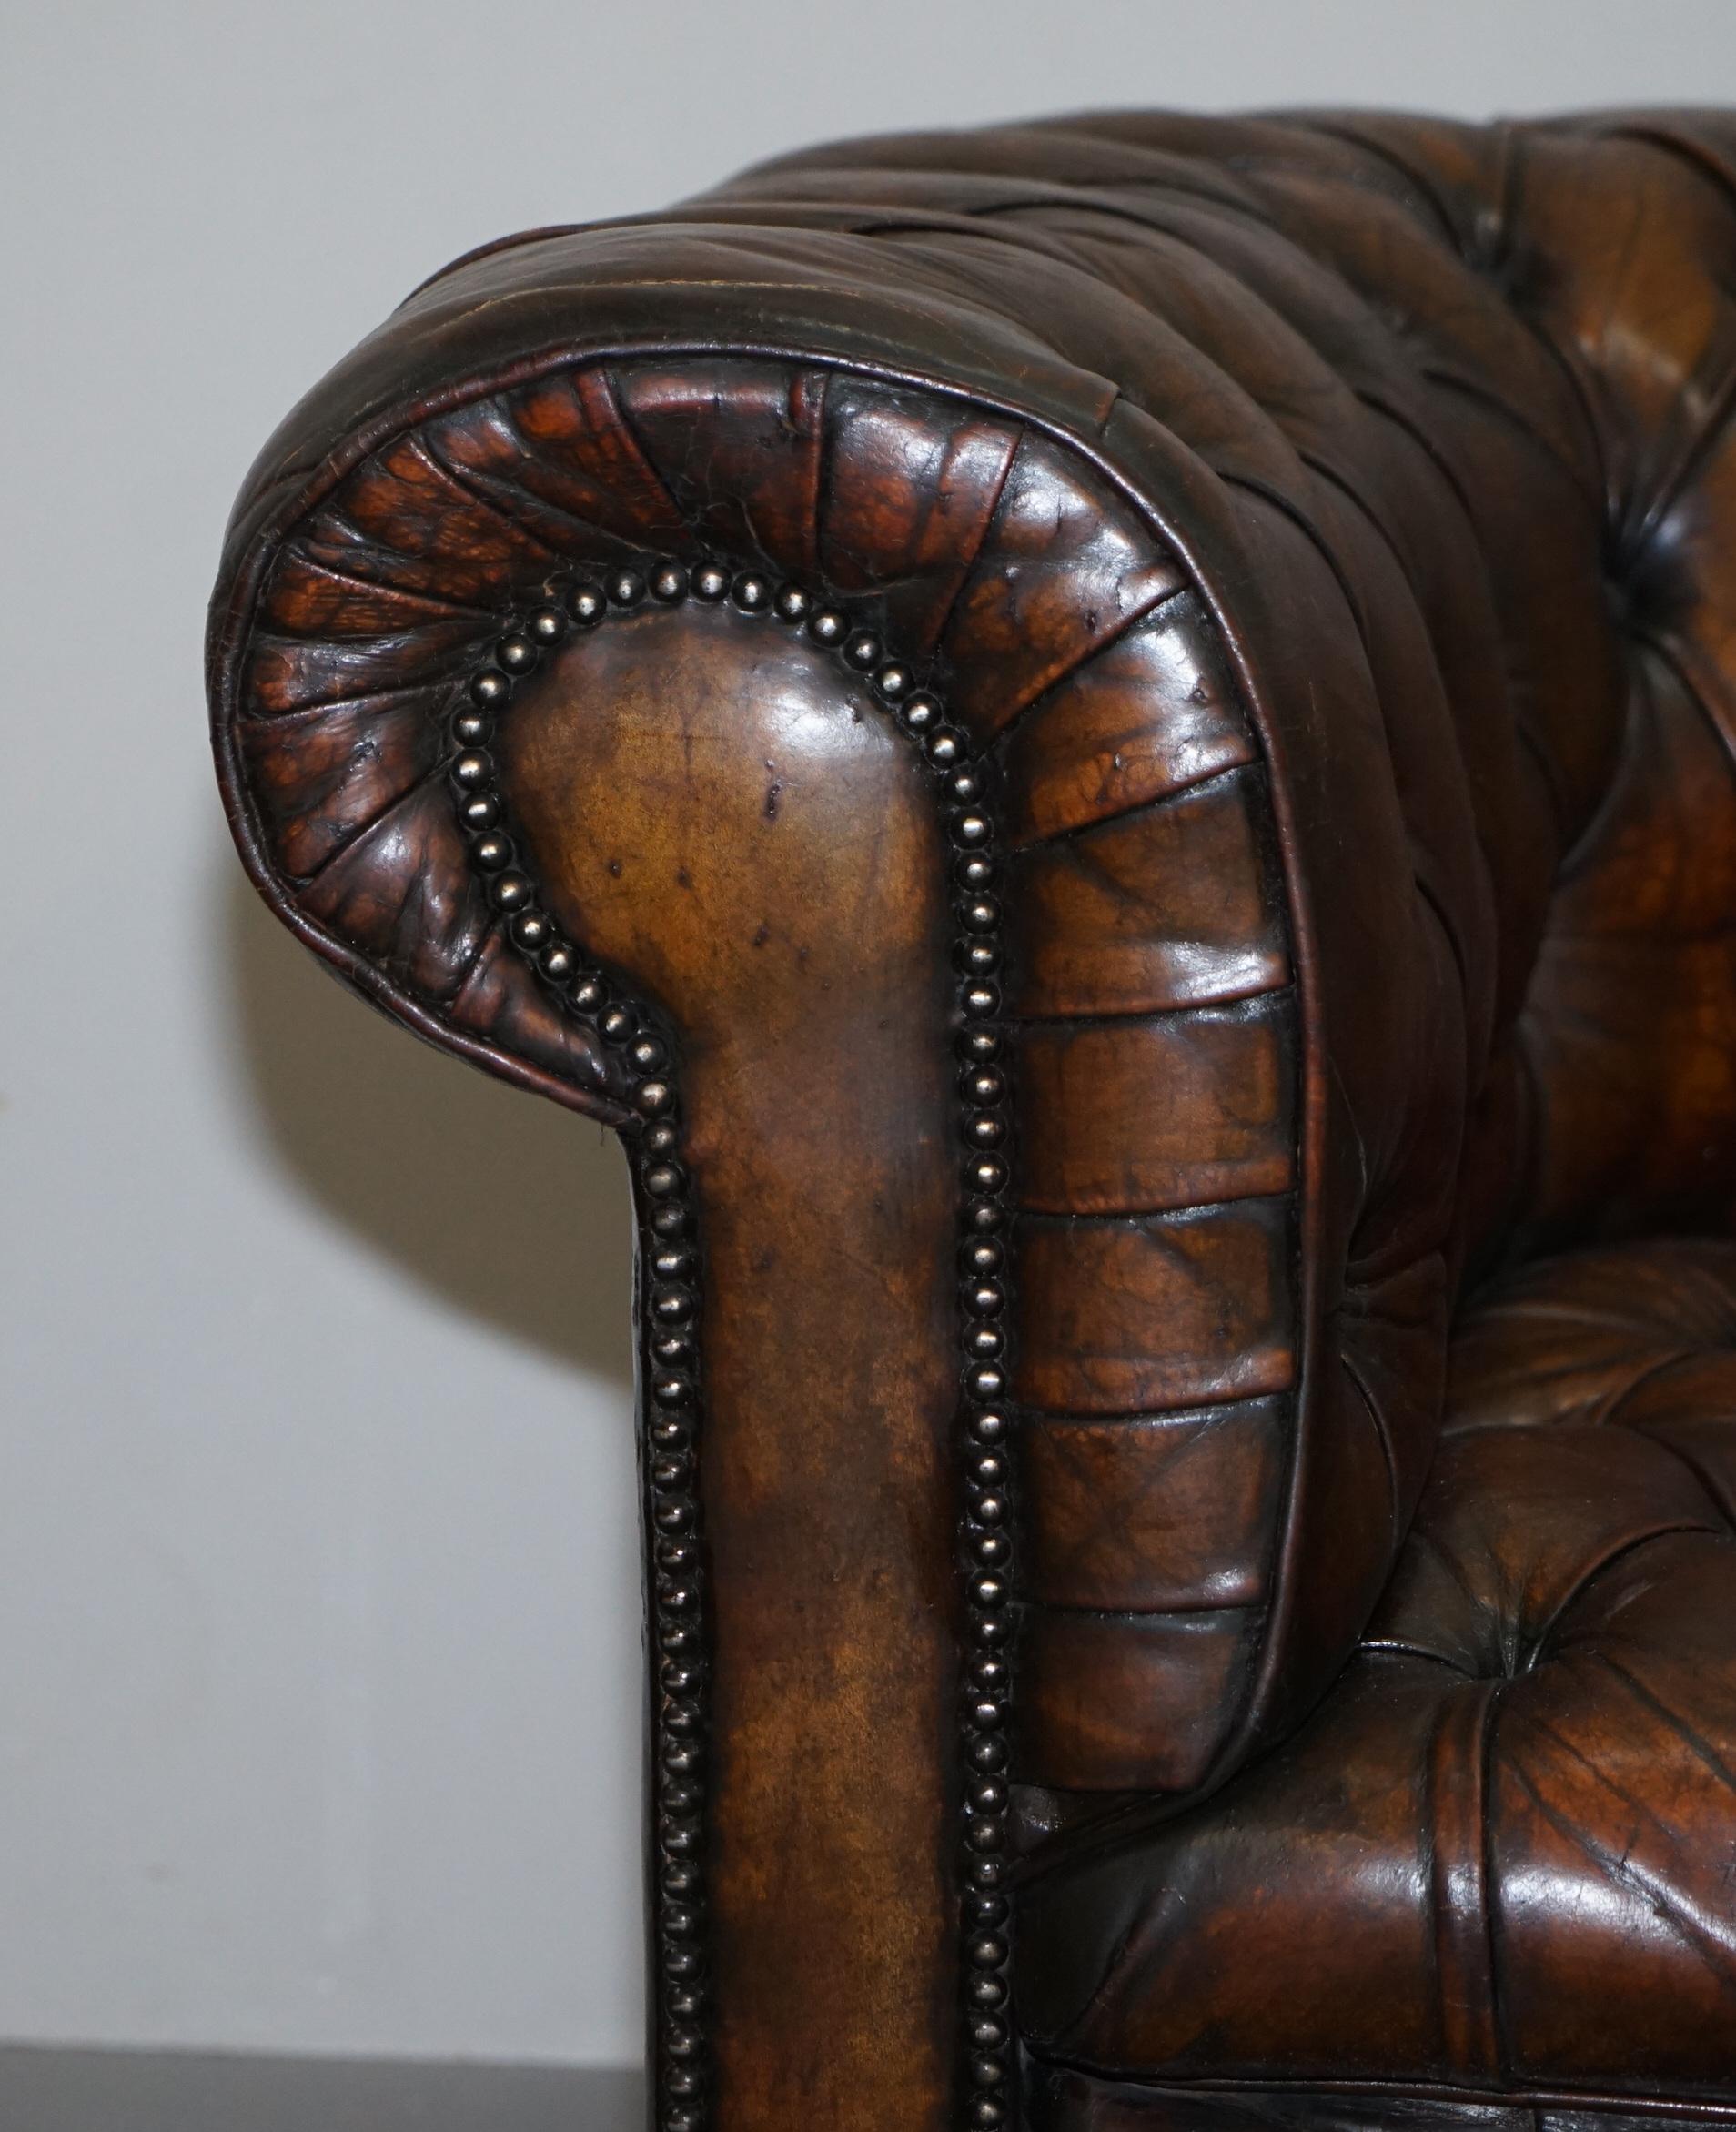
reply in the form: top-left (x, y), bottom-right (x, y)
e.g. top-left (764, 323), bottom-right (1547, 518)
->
top-left (210, 110), bottom-right (1736, 2132)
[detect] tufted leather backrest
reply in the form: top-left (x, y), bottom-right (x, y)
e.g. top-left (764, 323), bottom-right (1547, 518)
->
top-left (732, 109), bottom-right (1736, 1268)
top-left (211, 112), bottom-right (1736, 1827)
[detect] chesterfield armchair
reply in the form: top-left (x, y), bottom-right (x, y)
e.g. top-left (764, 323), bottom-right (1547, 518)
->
top-left (208, 110), bottom-right (1736, 2131)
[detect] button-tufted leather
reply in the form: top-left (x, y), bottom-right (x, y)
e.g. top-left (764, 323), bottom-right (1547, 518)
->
top-left (1020, 1239), bottom-right (1736, 2111)
top-left (208, 107), bottom-right (1736, 2131)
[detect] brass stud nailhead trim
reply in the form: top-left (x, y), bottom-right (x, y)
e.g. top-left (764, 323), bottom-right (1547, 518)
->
top-left (445, 558), bottom-right (1017, 2132)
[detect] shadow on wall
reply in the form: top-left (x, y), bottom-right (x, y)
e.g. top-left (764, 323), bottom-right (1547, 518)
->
top-left (221, 861), bottom-right (634, 1387)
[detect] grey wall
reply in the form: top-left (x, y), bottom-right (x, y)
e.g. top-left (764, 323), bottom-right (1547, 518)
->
top-left (5, 0), bottom-right (1735, 2072)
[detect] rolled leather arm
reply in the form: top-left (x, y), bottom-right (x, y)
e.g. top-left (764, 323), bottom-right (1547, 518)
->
top-left (207, 109), bottom-right (1673, 2132)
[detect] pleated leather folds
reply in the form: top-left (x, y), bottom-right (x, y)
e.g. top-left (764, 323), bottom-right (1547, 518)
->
top-left (210, 108), bottom-right (1736, 1820)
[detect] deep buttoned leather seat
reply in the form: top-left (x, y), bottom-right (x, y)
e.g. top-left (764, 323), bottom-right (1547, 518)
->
top-left (1022, 1239), bottom-right (1736, 2117)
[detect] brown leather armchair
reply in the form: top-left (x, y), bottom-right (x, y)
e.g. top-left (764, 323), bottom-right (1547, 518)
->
top-left (207, 109), bottom-right (1736, 2132)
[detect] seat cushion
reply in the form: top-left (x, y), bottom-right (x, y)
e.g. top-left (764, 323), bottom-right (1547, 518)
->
top-left (1018, 1238), bottom-right (1736, 2110)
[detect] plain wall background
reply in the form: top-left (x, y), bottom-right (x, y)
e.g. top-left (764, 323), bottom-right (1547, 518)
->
top-left (5, 0), bottom-right (1736, 2072)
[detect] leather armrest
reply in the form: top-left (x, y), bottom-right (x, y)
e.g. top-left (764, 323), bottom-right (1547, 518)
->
top-left (207, 118), bottom-right (1609, 2130)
